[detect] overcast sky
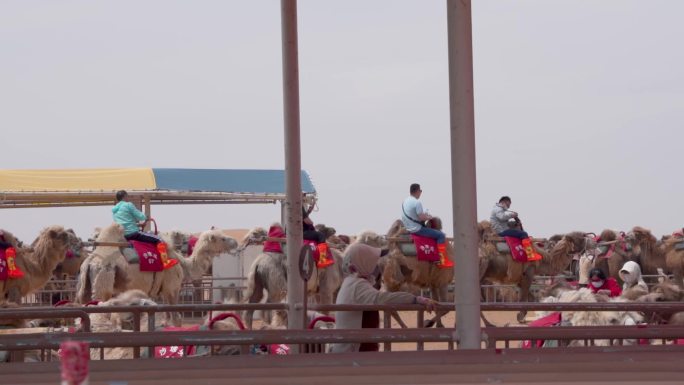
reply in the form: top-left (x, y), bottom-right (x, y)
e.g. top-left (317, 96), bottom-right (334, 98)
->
top-left (2, 1), bottom-right (683, 242)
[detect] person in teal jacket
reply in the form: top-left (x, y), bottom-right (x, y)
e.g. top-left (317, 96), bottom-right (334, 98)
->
top-left (112, 190), bottom-right (161, 244)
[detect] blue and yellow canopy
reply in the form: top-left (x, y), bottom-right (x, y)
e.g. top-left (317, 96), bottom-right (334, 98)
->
top-left (0, 168), bottom-right (316, 208)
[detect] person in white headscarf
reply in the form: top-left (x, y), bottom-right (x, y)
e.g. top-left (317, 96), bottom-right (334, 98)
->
top-left (329, 243), bottom-right (436, 353)
top-left (619, 261), bottom-right (649, 299)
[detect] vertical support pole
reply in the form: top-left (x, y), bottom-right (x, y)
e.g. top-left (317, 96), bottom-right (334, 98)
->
top-left (447, 0), bottom-right (481, 349)
top-left (143, 194), bottom-right (152, 232)
top-left (281, 0), bottom-right (305, 348)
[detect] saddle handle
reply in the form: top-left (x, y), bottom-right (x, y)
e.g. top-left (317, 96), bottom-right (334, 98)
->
top-left (208, 312), bottom-right (246, 331)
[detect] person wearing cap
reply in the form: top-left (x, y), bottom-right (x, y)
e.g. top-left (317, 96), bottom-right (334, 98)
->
top-left (329, 243), bottom-right (437, 353)
top-left (619, 261), bottom-right (649, 297)
top-left (587, 267), bottom-right (622, 297)
top-left (401, 183), bottom-right (453, 269)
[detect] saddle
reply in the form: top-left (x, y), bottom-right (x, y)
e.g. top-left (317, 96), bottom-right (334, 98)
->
top-left (0, 247), bottom-right (23, 280)
top-left (262, 225), bottom-right (333, 268)
top-left (180, 236), bottom-right (199, 257)
top-left (122, 241), bottom-right (177, 272)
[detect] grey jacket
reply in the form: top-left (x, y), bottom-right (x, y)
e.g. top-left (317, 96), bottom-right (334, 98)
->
top-left (490, 203), bottom-right (516, 234)
top-left (329, 275), bottom-right (416, 353)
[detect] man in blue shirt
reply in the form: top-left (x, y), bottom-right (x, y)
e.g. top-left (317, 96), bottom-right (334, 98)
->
top-left (401, 183), bottom-right (453, 269)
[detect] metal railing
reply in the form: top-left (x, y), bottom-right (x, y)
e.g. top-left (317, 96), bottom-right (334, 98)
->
top-left (3, 301), bottom-right (684, 362)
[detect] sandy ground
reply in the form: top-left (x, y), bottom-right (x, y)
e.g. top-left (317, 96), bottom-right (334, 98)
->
top-left (383, 310), bottom-right (524, 351)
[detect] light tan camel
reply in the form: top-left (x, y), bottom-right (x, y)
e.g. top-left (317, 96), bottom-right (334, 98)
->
top-left (531, 285), bottom-right (643, 347)
top-left (77, 225), bottom-right (238, 325)
top-left (2, 226), bottom-right (72, 303)
top-left (381, 219), bottom-right (453, 328)
top-left (40, 229), bottom-right (88, 304)
top-left (75, 224), bottom-right (131, 303)
top-left (85, 289), bottom-right (160, 360)
top-left (242, 224), bottom-right (387, 329)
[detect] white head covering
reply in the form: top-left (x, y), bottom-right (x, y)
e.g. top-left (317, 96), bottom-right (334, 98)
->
top-left (619, 261), bottom-right (647, 290)
top-left (344, 243), bottom-right (381, 278)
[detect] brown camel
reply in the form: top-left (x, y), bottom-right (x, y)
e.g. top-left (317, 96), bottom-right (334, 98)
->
top-left (663, 234), bottom-right (684, 289)
top-left (624, 226), bottom-right (668, 276)
top-left (2, 226), bottom-right (72, 303)
top-left (591, 229), bottom-right (637, 282)
top-left (478, 222), bottom-right (592, 322)
top-left (382, 219), bottom-right (453, 328)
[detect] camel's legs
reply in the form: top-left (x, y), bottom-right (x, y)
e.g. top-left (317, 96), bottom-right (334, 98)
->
top-left (244, 276), bottom-right (265, 330)
top-left (516, 268), bottom-right (533, 323)
top-left (424, 285), bottom-right (449, 328)
top-left (162, 290), bottom-right (182, 327)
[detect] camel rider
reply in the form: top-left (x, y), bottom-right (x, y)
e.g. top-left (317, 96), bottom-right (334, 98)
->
top-left (302, 193), bottom-right (332, 267)
top-left (329, 243), bottom-right (436, 353)
top-left (490, 196), bottom-right (528, 239)
top-left (588, 268), bottom-right (622, 297)
top-left (401, 183), bottom-right (453, 269)
top-left (619, 261), bottom-right (648, 294)
top-left (112, 190), bottom-right (162, 244)
top-left (112, 190), bottom-right (177, 270)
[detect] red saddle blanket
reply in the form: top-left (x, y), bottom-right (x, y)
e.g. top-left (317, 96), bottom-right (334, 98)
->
top-left (0, 248), bottom-right (8, 281)
top-left (186, 236), bottom-right (199, 257)
top-left (504, 236), bottom-right (528, 263)
top-left (521, 312), bottom-right (562, 348)
top-left (130, 241), bottom-right (164, 272)
top-left (155, 325), bottom-right (201, 358)
top-left (411, 234), bottom-right (440, 262)
top-left (303, 240), bottom-right (334, 268)
top-left (263, 225), bottom-right (285, 253)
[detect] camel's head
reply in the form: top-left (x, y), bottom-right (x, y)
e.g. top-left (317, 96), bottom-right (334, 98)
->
top-left (625, 227), bottom-right (656, 257)
top-left (65, 228), bottom-right (85, 257)
top-left (355, 231), bottom-right (388, 249)
top-left (242, 226), bottom-right (269, 246)
top-left (477, 221), bottom-right (494, 243)
top-left (96, 223), bottom-right (126, 243)
top-left (386, 219), bottom-right (406, 238)
top-left (35, 226), bottom-right (71, 262)
top-left (648, 282), bottom-right (684, 302)
top-left (315, 224), bottom-right (336, 240)
top-left (197, 230), bottom-right (239, 256)
top-left (537, 278), bottom-right (574, 300)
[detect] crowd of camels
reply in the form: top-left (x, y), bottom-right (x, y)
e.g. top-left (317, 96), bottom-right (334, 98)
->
top-left (2, 219), bottom-right (684, 339)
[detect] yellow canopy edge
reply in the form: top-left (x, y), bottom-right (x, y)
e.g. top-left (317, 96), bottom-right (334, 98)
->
top-left (0, 168), bottom-right (156, 191)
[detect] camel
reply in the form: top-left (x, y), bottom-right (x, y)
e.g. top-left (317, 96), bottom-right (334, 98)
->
top-left (2, 226), bottom-right (72, 303)
top-left (624, 226), bottom-right (668, 276)
top-left (592, 229), bottom-right (636, 282)
top-left (381, 219), bottom-right (453, 328)
top-left (663, 234), bottom-right (684, 288)
top-left (242, 224), bottom-right (387, 329)
top-left (77, 224), bottom-right (238, 325)
top-left (478, 222), bottom-right (594, 323)
top-left (76, 224), bottom-right (131, 303)
top-left (530, 285), bottom-right (644, 347)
